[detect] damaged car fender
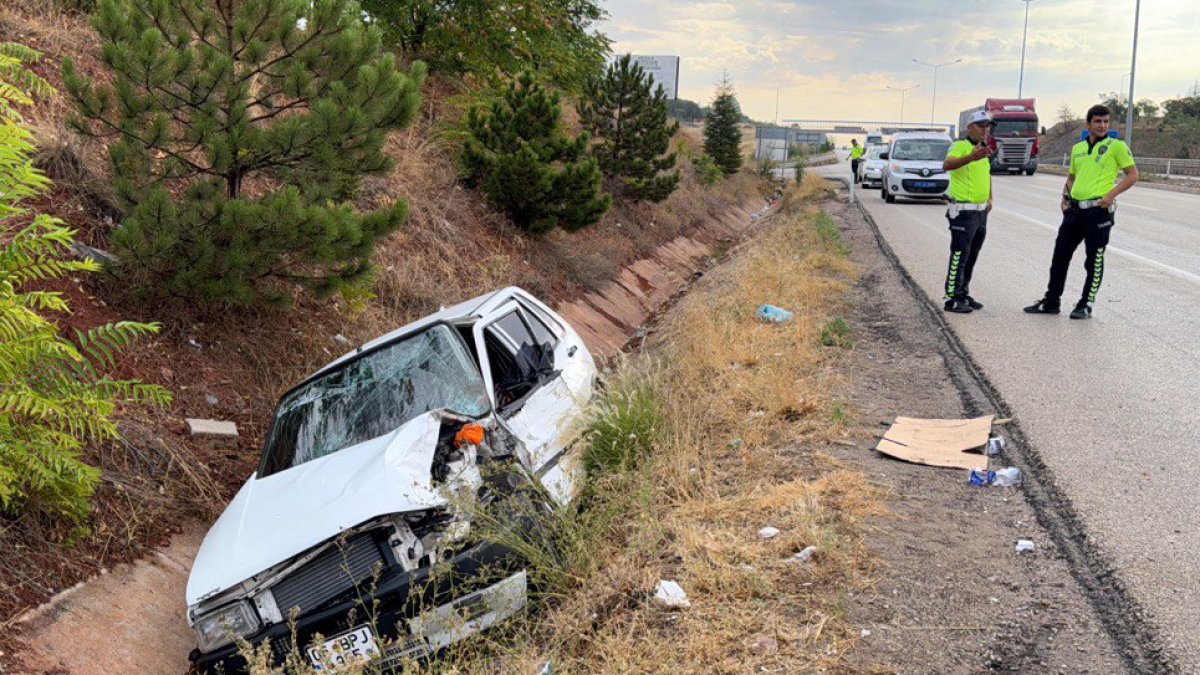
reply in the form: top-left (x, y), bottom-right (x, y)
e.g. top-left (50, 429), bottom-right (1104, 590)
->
top-left (188, 411), bottom-right (453, 607)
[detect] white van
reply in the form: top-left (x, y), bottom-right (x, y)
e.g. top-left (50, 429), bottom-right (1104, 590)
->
top-left (866, 131), bottom-right (885, 147)
top-left (880, 131), bottom-right (953, 203)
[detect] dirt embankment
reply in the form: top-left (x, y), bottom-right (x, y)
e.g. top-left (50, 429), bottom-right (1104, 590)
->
top-left (0, 1), bottom-right (770, 658)
top-left (1039, 118), bottom-right (1192, 161)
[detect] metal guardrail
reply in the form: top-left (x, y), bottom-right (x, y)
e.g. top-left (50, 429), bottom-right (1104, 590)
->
top-left (1038, 154), bottom-right (1200, 178)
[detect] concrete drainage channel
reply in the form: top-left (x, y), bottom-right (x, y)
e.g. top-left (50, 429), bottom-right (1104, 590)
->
top-left (832, 177), bottom-right (1177, 674)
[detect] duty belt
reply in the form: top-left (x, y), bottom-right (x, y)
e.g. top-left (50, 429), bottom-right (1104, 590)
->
top-left (1072, 198), bottom-right (1115, 212)
top-left (947, 202), bottom-right (988, 218)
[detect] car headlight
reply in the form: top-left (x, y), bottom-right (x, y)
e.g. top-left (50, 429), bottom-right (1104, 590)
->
top-left (194, 601), bottom-right (261, 653)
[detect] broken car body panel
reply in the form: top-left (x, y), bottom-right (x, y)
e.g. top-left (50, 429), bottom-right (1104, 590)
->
top-left (186, 288), bottom-right (596, 671)
top-left (186, 412), bottom-right (450, 606)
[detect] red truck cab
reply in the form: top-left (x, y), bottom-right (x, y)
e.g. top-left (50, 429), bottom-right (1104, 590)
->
top-left (984, 98), bottom-right (1039, 175)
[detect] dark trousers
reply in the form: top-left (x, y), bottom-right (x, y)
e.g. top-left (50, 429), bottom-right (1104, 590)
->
top-left (944, 210), bottom-right (988, 300)
top-left (1044, 205), bottom-right (1114, 306)
top-left (851, 158), bottom-right (861, 182)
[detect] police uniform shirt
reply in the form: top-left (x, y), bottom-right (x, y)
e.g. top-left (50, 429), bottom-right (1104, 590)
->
top-left (1069, 137), bottom-right (1135, 200)
top-left (945, 139), bottom-right (991, 204)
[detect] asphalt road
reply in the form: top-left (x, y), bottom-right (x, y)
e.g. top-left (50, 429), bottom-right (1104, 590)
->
top-left (821, 158), bottom-right (1200, 669)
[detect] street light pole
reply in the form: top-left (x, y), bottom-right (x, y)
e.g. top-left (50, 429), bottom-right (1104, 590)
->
top-left (1125, 0), bottom-right (1141, 147)
top-left (886, 84), bottom-right (921, 124)
top-left (913, 58), bottom-right (963, 125)
top-left (1018, 0), bottom-right (1034, 98)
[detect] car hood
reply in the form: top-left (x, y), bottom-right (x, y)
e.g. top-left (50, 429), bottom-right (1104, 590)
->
top-left (186, 412), bottom-right (451, 607)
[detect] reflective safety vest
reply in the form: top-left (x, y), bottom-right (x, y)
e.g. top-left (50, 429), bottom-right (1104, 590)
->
top-left (1070, 137), bottom-right (1135, 200)
top-left (946, 140), bottom-right (990, 204)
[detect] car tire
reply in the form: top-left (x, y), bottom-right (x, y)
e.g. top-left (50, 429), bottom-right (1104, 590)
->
top-left (1025, 168), bottom-right (1036, 176)
top-left (884, 190), bottom-right (896, 203)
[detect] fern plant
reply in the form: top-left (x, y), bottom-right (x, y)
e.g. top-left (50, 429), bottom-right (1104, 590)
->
top-left (1, 42), bottom-right (170, 522)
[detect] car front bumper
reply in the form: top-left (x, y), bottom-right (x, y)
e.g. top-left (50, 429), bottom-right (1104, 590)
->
top-left (191, 538), bottom-right (525, 674)
top-left (885, 176), bottom-right (949, 199)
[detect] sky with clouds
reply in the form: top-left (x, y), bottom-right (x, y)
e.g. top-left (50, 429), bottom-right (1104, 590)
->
top-left (602, 0), bottom-right (1200, 127)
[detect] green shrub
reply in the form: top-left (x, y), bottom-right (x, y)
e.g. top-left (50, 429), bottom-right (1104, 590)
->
top-left (460, 71), bottom-right (610, 233)
top-left (693, 153), bottom-right (723, 186)
top-left (579, 54), bottom-right (680, 202)
top-left (820, 317), bottom-right (853, 348)
top-left (755, 156), bottom-right (780, 180)
top-left (1, 42), bottom-right (170, 523)
top-left (703, 76), bottom-right (744, 175)
top-left (584, 376), bottom-right (664, 474)
top-left (63, 0), bottom-right (426, 306)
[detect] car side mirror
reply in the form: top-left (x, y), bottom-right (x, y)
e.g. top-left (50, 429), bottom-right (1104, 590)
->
top-left (879, 152), bottom-right (889, 160)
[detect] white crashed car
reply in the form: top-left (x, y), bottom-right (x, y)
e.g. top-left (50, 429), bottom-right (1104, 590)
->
top-left (187, 288), bottom-right (596, 673)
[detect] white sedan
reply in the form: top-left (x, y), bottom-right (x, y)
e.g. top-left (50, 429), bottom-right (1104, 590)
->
top-left (859, 145), bottom-right (887, 188)
top-left (187, 287), bottom-right (597, 673)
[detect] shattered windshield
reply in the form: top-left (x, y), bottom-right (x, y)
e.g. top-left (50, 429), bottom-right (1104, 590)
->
top-left (259, 324), bottom-right (490, 477)
top-left (891, 139), bottom-right (950, 161)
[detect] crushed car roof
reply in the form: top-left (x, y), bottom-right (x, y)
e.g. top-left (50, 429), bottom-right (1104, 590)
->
top-left (314, 287), bottom-right (520, 379)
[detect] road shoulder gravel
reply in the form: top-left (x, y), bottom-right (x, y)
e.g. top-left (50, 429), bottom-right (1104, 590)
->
top-left (822, 194), bottom-right (1168, 673)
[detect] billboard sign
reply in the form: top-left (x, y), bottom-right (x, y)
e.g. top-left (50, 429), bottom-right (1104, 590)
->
top-left (629, 55), bottom-right (680, 100)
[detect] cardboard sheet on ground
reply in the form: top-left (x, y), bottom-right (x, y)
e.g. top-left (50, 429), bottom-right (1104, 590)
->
top-left (875, 415), bottom-right (994, 469)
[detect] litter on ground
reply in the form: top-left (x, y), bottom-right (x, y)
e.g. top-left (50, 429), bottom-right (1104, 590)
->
top-left (875, 415), bottom-right (995, 469)
top-left (756, 304), bottom-right (794, 323)
top-left (653, 580), bottom-right (691, 609)
top-left (993, 467), bottom-right (1022, 487)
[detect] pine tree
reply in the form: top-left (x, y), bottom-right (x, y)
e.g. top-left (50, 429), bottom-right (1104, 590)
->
top-left (579, 54), bottom-right (680, 202)
top-left (62, 0), bottom-right (427, 306)
top-left (704, 76), bottom-right (744, 175)
top-left (361, 0), bottom-right (610, 94)
top-left (1, 43), bottom-right (170, 523)
top-left (461, 71), bottom-right (610, 233)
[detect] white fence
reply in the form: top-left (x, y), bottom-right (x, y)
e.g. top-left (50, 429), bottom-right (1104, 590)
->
top-left (1040, 154), bottom-right (1200, 178)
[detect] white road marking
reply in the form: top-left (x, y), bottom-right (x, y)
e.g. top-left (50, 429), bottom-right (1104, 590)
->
top-left (992, 206), bottom-right (1200, 285)
top-left (995, 181), bottom-right (1159, 211)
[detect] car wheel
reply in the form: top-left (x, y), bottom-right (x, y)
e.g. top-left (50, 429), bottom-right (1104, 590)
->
top-left (1025, 168), bottom-right (1036, 176)
top-left (884, 190), bottom-right (896, 203)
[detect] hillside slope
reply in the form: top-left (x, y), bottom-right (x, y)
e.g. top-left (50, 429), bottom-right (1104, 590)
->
top-left (0, 2), bottom-right (768, 634)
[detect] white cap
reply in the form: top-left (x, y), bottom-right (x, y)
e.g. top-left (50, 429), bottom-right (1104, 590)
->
top-left (967, 110), bottom-right (994, 126)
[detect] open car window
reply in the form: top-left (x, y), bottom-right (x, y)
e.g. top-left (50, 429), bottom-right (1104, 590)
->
top-left (485, 309), bottom-right (557, 412)
top-left (258, 325), bottom-right (490, 477)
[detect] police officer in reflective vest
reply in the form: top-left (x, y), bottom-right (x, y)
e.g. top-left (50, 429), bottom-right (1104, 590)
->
top-left (1025, 104), bottom-right (1139, 319)
top-left (850, 139), bottom-right (865, 184)
top-left (941, 110), bottom-right (994, 313)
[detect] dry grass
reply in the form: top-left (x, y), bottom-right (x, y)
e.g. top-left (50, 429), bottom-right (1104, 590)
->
top-left (221, 177), bottom-right (877, 675)
top-left (424, 176), bottom-right (886, 673)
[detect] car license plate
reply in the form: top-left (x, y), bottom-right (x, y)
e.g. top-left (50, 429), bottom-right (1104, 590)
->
top-left (306, 625), bottom-right (380, 671)
top-left (914, 181), bottom-right (935, 188)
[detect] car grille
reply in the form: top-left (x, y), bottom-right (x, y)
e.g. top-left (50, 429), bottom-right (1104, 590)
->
top-left (901, 179), bottom-right (948, 194)
top-left (997, 140), bottom-right (1032, 165)
top-left (271, 531), bottom-right (387, 617)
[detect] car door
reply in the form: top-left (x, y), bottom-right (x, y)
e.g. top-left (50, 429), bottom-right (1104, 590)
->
top-left (471, 296), bottom-right (594, 505)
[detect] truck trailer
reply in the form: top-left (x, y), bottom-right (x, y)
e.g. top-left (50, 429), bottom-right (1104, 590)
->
top-left (958, 99), bottom-right (1039, 175)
